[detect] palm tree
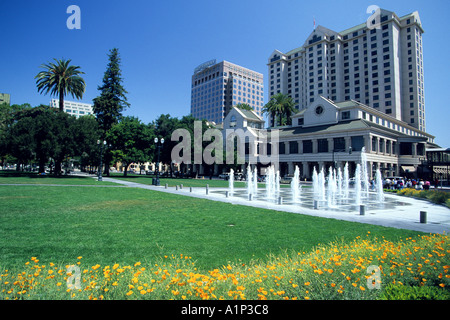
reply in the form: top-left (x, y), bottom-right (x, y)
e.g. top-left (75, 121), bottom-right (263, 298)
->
top-left (35, 58), bottom-right (86, 112)
top-left (278, 94), bottom-right (297, 126)
top-left (262, 93), bottom-right (296, 127)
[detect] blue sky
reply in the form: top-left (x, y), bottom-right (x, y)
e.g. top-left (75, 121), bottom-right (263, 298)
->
top-left (1, 0), bottom-right (449, 146)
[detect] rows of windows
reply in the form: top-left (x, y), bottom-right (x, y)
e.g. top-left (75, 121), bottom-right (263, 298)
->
top-left (192, 65), bottom-right (264, 123)
top-left (268, 17), bottom-right (425, 130)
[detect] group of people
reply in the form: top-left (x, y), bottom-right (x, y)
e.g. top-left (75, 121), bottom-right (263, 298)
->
top-left (381, 177), bottom-right (439, 190)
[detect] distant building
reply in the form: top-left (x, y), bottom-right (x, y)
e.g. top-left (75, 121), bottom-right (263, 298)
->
top-left (50, 99), bottom-right (93, 118)
top-left (191, 60), bottom-right (264, 124)
top-left (267, 9), bottom-right (426, 132)
top-left (0, 93), bottom-right (11, 105)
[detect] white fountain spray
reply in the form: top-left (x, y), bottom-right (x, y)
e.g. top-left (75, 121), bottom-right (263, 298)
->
top-left (343, 162), bottom-right (349, 200)
top-left (291, 165), bottom-right (301, 203)
top-left (253, 167), bottom-right (258, 196)
top-left (247, 165), bottom-right (253, 196)
top-left (360, 147), bottom-right (369, 199)
top-left (327, 166), bottom-right (337, 208)
top-left (318, 167), bottom-right (326, 201)
top-left (355, 163), bottom-right (361, 205)
top-left (337, 167), bottom-right (343, 199)
top-left (312, 167), bottom-right (319, 197)
top-left (275, 170), bottom-right (280, 194)
top-left (376, 168), bottom-right (385, 202)
top-left (229, 168), bottom-right (234, 195)
top-left (266, 165), bottom-right (275, 199)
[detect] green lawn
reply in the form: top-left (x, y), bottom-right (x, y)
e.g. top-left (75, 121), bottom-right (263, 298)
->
top-left (0, 183), bottom-right (422, 271)
top-left (0, 171), bottom-right (118, 185)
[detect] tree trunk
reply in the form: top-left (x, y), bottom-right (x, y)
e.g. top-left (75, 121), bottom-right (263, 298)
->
top-left (38, 157), bottom-right (46, 174)
top-left (123, 163), bottom-right (128, 177)
top-left (103, 151), bottom-right (111, 176)
top-left (54, 160), bottom-right (62, 176)
top-left (59, 92), bottom-right (64, 112)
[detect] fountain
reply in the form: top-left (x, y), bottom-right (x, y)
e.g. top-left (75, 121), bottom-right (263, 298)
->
top-left (343, 162), bottom-right (349, 200)
top-left (318, 167), bottom-right (326, 202)
top-left (327, 167), bottom-right (337, 208)
top-left (337, 167), bottom-right (343, 199)
top-left (360, 147), bottom-right (370, 199)
top-left (253, 167), bottom-right (258, 196)
top-left (312, 167), bottom-right (319, 197)
top-left (291, 166), bottom-right (301, 203)
top-left (266, 165), bottom-right (276, 200)
top-left (229, 168), bottom-right (234, 195)
top-left (376, 168), bottom-right (385, 202)
top-left (247, 165), bottom-right (253, 197)
top-left (355, 163), bottom-right (362, 205)
top-left (275, 170), bottom-right (280, 194)
top-left (219, 147), bottom-right (395, 214)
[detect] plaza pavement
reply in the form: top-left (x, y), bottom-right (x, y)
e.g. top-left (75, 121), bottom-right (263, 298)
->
top-left (82, 174), bottom-right (450, 235)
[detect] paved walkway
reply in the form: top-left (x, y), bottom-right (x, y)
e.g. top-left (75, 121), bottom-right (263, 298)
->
top-left (80, 174), bottom-right (450, 235)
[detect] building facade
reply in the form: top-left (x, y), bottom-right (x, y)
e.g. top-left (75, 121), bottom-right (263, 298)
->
top-left (221, 96), bottom-right (435, 180)
top-left (267, 9), bottom-right (426, 131)
top-left (191, 60), bottom-right (264, 124)
top-left (0, 93), bottom-right (11, 105)
top-left (50, 99), bottom-right (93, 118)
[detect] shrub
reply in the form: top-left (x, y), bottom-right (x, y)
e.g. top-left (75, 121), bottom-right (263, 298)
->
top-left (426, 191), bottom-right (450, 205)
top-left (396, 188), bottom-right (450, 206)
top-left (379, 283), bottom-right (450, 300)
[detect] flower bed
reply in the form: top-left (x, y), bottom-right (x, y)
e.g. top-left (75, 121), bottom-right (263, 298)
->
top-left (1, 233), bottom-right (448, 300)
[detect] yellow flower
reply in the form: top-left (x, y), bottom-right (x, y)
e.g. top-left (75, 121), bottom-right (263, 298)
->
top-left (304, 282), bottom-right (310, 286)
top-left (126, 291), bottom-right (133, 296)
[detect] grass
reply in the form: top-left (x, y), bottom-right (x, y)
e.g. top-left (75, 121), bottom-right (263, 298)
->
top-left (1, 176), bottom-right (448, 300)
top-left (109, 173), bottom-right (292, 189)
top-left (0, 171), bottom-right (119, 186)
top-left (1, 183), bottom-right (421, 270)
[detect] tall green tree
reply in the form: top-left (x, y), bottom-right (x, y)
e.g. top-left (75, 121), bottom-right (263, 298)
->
top-left (0, 103), bottom-right (32, 167)
top-left (262, 98), bottom-right (280, 127)
top-left (93, 48), bottom-right (130, 135)
top-left (107, 116), bottom-right (154, 177)
top-left (93, 48), bottom-right (129, 176)
top-left (72, 116), bottom-right (101, 171)
top-left (35, 59), bottom-right (86, 112)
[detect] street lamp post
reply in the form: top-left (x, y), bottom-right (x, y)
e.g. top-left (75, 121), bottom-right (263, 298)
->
top-left (97, 140), bottom-right (106, 181)
top-left (153, 137), bottom-right (164, 186)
